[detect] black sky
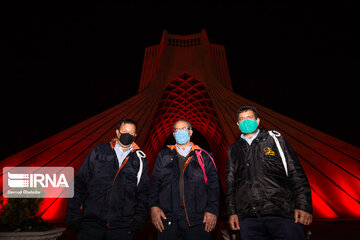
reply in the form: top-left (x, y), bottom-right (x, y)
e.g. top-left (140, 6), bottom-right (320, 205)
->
top-left (1, 1), bottom-right (359, 159)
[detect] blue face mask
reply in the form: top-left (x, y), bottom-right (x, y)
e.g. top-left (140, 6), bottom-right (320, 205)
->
top-left (238, 119), bottom-right (258, 134)
top-left (174, 130), bottom-right (190, 145)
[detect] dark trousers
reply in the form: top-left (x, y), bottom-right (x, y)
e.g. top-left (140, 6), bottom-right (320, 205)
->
top-left (78, 221), bottom-right (132, 240)
top-left (239, 214), bottom-right (306, 240)
top-left (157, 208), bottom-right (211, 240)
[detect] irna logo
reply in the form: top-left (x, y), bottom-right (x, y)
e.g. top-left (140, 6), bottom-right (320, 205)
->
top-left (3, 167), bottom-right (74, 198)
top-left (8, 172), bottom-right (69, 188)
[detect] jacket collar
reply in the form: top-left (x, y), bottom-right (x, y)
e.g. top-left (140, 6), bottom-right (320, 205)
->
top-left (167, 142), bottom-right (201, 152)
top-left (256, 129), bottom-right (268, 140)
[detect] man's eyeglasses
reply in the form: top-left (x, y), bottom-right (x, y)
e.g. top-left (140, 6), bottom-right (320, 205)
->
top-left (174, 127), bottom-right (190, 132)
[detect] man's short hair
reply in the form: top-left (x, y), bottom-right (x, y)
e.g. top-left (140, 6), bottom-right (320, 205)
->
top-left (236, 105), bottom-right (259, 120)
top-left (118, 119), bottom-right (137, 130)
top-left (173, 119), bottom-right (192, 131)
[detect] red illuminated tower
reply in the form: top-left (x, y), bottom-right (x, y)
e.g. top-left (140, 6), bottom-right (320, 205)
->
top-left (1, 30), bottom-right (360, 223)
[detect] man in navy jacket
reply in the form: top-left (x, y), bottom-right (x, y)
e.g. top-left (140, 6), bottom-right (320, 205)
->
top-left (66, 119), bottom-right (149, 240)
top-left (149, 119), bottom-right (220, 240)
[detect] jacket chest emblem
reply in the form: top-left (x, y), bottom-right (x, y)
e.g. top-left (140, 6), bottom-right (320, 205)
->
top-left (264, 147), bottom-right (276, 156)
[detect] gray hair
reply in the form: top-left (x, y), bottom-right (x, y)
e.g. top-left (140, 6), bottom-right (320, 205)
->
top-left (173, 119), bottom-right (192, 131)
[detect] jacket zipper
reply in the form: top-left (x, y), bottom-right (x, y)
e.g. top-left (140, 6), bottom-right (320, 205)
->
top-left (182, 156), bottom-right (192, 226)
top-left (106, 156), bottom-right (129, 228)
top-left (247, 140), bottom-right (261, 212)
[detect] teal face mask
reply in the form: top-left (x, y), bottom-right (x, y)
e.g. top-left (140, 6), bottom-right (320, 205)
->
top-left (174, 130), bottom-right (190, 145)
top-left (238, 119), bottom-right (258, 134)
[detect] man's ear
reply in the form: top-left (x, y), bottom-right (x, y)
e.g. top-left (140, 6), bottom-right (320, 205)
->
top-left (189, 129), bottom-right (193, 137)
top-left (257, 118), bottom-right (260, 125)
top-left (115, 129), bottom-right (120, 138)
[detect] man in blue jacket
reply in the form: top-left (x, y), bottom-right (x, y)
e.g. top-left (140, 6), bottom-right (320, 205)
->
top-left (149, 119), bottom-right (220, 240)
top-left (66, 119), bottom-right (149, 240)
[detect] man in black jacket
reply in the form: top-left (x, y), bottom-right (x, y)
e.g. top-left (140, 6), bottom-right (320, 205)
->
top-left (66, 119), bottom-right (149, 240)
top-left (225, 106), bottom-right (312, 240)
top-left (149, 119), bottom-right (219, 240)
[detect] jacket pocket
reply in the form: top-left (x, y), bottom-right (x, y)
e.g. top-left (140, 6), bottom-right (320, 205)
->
top-left (83, 188), bottom-right (106, 219)
top-left (121, 184), bottom-right (136, 216)
top-left (159, 182), bottom-right (172, 212)
top-left (195, 183), bottom-right (207, 213)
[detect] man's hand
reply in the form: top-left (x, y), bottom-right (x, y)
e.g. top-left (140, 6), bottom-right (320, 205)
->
top-left (294, 209), bottom-right (312, 225)
top-left (203, 212), bottom-right (217, 232)
top-left (228, 214), bottom-right (240, 231)
top-left (151, 206), bottom-right (167, 232)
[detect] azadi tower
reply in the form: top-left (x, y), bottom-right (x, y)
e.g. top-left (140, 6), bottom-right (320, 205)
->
top-left (1, 30), bottom-right (359, 222)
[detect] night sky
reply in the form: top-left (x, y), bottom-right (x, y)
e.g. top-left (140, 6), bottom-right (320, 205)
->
top-left (1, 1), bottom-right (358, 159)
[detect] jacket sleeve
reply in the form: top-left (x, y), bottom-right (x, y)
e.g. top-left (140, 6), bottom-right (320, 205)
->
top-left (66, 147), bottom-right (96, 223)
top-left (149, 151), bottom-right (163, 208)
top-left (280, 136), bottom-right (313, 214)
top-left (135, 152), bottom-right (150, 221)
top-left (225, 146), bottom-right (237, 217)
top-left (203, 151), bottom-right (220, 216)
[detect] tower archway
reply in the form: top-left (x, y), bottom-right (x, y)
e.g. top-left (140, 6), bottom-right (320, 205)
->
top-left (144, 72), bottom-right (227, 172)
